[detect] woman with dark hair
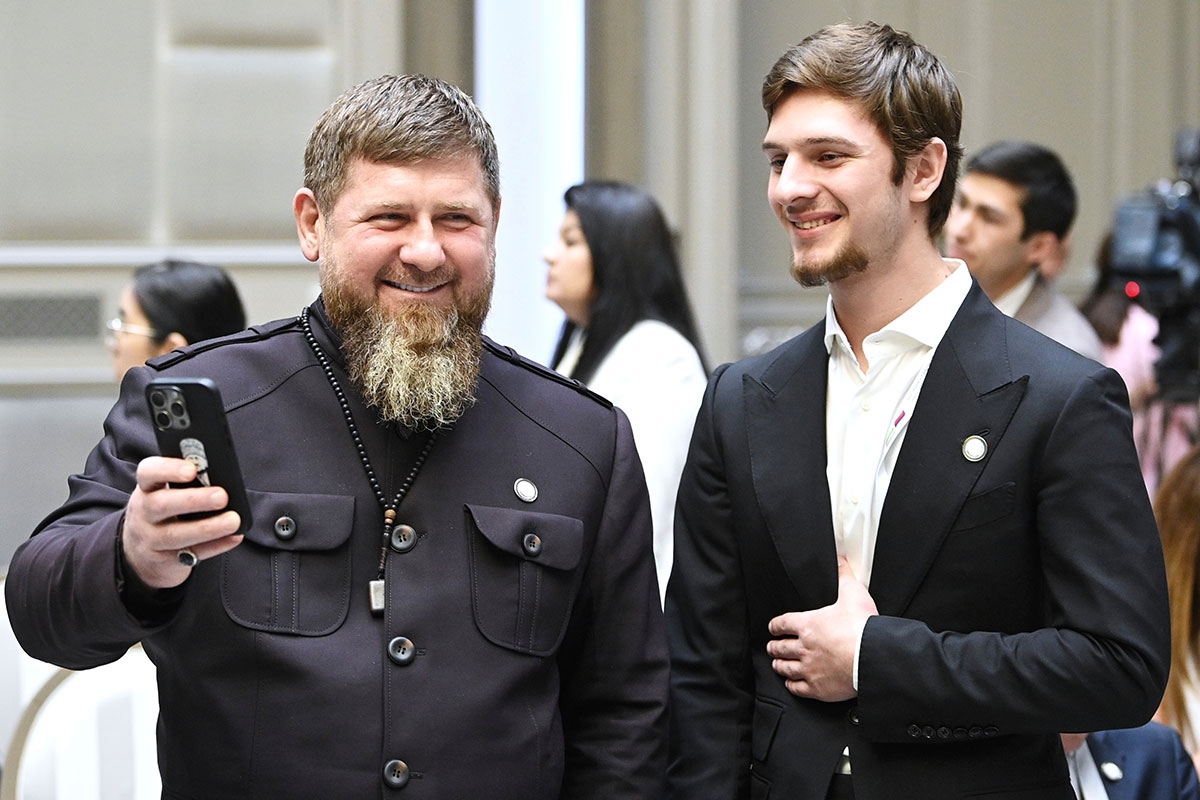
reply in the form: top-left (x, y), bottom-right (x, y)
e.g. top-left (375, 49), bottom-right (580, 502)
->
top-left (106, 259), bottom-right (246, 380)
top-left (544, 180), bottom-right (708, 605)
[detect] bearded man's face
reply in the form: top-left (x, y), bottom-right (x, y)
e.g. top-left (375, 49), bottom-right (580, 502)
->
top-left (305, 157), bottom-right (498, 429)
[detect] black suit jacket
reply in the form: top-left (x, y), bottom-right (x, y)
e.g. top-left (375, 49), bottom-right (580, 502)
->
top-left (665, 282), bottom-right (1169, 800)
top-left (6, 304), bottom-right (669, 798)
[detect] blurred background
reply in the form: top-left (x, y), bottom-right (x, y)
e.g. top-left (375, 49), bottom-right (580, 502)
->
top-left (2, 0), bottom-right (1198, 568)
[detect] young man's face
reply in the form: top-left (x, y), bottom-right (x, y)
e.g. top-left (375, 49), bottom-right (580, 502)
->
top-left (762, 89), bottom-right (908, 288)
top-left (944, 172), bottom-right (1039, 299)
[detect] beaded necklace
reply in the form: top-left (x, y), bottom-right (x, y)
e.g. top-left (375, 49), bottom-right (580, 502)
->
top-left (300, 306), bottom-right (436, 614)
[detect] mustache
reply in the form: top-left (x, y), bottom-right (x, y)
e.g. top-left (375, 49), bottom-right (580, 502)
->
top-left (377, 266), bottom-right (455, 288)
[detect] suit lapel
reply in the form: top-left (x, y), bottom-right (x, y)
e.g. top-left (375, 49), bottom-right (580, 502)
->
top-left (869, 284), bottom-right (1028, 615)
top-left (743, 325), bottom-right (840, 606)
top-left (1086, 734), bottom-right (1130, 800)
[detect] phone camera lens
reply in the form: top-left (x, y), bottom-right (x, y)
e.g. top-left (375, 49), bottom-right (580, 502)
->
top-left (149, 390), bottom-right (166, 408)
top-left (155, 411), bottom-right (171, 429)
top-left (170, 401), bottom-right (185, 417)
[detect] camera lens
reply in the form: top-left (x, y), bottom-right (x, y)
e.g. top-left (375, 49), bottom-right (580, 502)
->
top-left (155, 411), bottom-right (171, 429)
top-left (149, 390), bottom-right (166, 408)
top-left (170, 401), bottom-right (185, 418)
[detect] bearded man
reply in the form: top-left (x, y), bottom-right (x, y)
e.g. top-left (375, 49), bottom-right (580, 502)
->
top-left (6, 74), bottom-right (669, 799)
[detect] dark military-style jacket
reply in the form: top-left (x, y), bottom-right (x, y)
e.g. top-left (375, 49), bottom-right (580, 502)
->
top-left (7, 302), bottom-right (669, 799)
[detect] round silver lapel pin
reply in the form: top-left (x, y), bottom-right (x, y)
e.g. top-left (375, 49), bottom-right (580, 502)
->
top-left (514, 478), bottom-right (538, 503)
top-left (962, 435), bottom-right (988, 462)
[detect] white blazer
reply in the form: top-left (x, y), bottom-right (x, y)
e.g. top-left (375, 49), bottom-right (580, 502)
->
top-left (582, 320), bottom-right (707, 606)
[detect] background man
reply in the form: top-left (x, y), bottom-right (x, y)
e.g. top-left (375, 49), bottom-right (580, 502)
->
top-left (1061, 724), bottom-right (1200, 799)
top-left (6, 74), bottom-right (668, 798)
top-left (945, 139), bottom-right (1105, 360)
top-left (665, 22), bottom-right (1168, 800)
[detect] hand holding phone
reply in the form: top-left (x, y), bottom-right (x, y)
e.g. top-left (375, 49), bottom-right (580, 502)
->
top-left (146, 377), bottom-right (252, 535)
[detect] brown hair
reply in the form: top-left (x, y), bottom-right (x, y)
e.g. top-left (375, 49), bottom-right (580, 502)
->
top-left (762, 21), bottom-right (963, 237)
top-left (303, 74), bottom-right (500, 214)
top-left (1154, 442), bottom-right (1200, 751)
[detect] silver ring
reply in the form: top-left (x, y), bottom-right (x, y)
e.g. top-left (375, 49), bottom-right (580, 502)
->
top-left (177, 548), bottom-right (199, 568)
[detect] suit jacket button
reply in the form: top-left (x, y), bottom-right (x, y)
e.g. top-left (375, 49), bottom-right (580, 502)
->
top-left (382, 759), bottom-right (410, 788)
top-left (273, 516), bottom-right (297, 540)
top-left (953, 727), bottom-right (968, 740)
top-left (390, 524), bottom-right (417, 553)
top-left (922, 726), bottom-right (936, 739)
top-left (907, 724), bottom-right (922, 738)
top-left (847, 707), bottom-right (860, 725)
top-left (937, 726), bottom-right (952, 739)
top-left (522, 532), bottom-right (543, 557)
top-left (984, 726), bottom-right (999, 737)
top-left (387, 636), bottom-right (417, 666)
top-left (968, 726), bottom-right (983, 738)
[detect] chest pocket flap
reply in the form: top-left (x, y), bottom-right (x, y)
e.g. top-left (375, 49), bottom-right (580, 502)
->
top-left (222, 491), bottom-right (356, 635)
top-left (465, 504), bottom-right (585, 655)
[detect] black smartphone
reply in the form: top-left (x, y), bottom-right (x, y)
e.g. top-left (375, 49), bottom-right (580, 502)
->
top-left (145, 377), bottom-right (252, 534)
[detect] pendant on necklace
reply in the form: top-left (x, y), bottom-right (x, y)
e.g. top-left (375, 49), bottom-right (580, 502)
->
top-left (369, 579), bottom-right (386, 614)
top-left (370, 508), bottom-right (398, 615)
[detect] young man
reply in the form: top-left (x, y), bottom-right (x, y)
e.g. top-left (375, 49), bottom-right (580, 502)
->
top-left (945, 140), bottom-right (1104, 361)
top-left (6, 75), bottom-right (668, 798)
top-left (665, 22), bottom-right (1168, 800)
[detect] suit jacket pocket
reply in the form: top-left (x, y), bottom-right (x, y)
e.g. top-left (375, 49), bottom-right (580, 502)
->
top-left (952, 482), bottom-right (1016, 531)
top-left (221, 490), bottom-right (355, 636)
top-left (465, 504), bottom-right (584, 656)
top-left (752, 696), bottom-right (785, 762)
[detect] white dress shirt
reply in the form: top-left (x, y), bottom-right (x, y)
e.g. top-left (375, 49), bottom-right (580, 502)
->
top-left (825, 260), bottom-right (971, 587)
top-left (992, 269), bottom-right (1037, 318)
top-left (1067, 740), bottom-right (1111, 799)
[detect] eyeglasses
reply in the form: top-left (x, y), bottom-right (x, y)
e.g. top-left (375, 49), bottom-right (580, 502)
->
top-left (106, 317), bottom-right (160, 339)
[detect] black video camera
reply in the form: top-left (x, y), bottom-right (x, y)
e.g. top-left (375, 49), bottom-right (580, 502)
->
top-left (1109, 127), bottom-right (1200, 402)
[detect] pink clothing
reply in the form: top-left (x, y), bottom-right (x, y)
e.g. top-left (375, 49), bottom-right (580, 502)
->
top-left (1104, 304), bottom-right (1198, 495)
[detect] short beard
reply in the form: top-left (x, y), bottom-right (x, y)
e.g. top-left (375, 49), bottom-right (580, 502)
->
top-left (322, 275), bottom-right (490, 431)
top-left (789, 242), bottom-right (869, 287)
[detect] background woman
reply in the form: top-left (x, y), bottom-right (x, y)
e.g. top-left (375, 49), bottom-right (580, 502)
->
top-left (107, 259), bottom-right (246, 380)
top-left (1080, 233), bottom-right (1197, 495)
top-left (1153, 441), bottom-right (1200, 772)
top-left (544, 180), bottom-right (708, 605)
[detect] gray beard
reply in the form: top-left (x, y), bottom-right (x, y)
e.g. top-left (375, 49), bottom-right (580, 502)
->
top-left (323, 287), bottom-right (486, 431)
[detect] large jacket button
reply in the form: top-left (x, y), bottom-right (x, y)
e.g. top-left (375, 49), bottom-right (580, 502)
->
top-left (382, 759), bottom-right (410, 788)
top-left (387, 636), bottom-right (417, 666)
top-left (522, 532), bottom-right (542, 557)
top-left (273, 516), bottom-right (297, 540)
top-left (906, 724), bottom-right (922, 738)
top-left (390, 524), bottom-right (417, 553)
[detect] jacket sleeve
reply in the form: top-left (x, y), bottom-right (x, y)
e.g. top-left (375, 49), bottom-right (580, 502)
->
top-left (557, 407), bottom-right (670, 798)
top-left (856, 368), bottom-right (1170, 740)
top-left (664, 364), bottom-right (756, 799)
top-left (5, 368), bottom-right (175, 668)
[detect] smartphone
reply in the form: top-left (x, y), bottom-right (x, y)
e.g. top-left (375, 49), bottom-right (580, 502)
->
top-left (145, 377), bottom-right (252, 534)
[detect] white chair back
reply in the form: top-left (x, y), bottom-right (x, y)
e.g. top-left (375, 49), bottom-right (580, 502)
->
top-left (0, 583), bottom-right (161, 800)
top-left (0, 574), bottom-right (60, 769)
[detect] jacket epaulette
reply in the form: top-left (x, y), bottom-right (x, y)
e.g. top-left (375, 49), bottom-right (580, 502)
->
top-left (484, 337), bottom-right (613, 409)
top-left (147, 316), bottom-right (303, 371)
